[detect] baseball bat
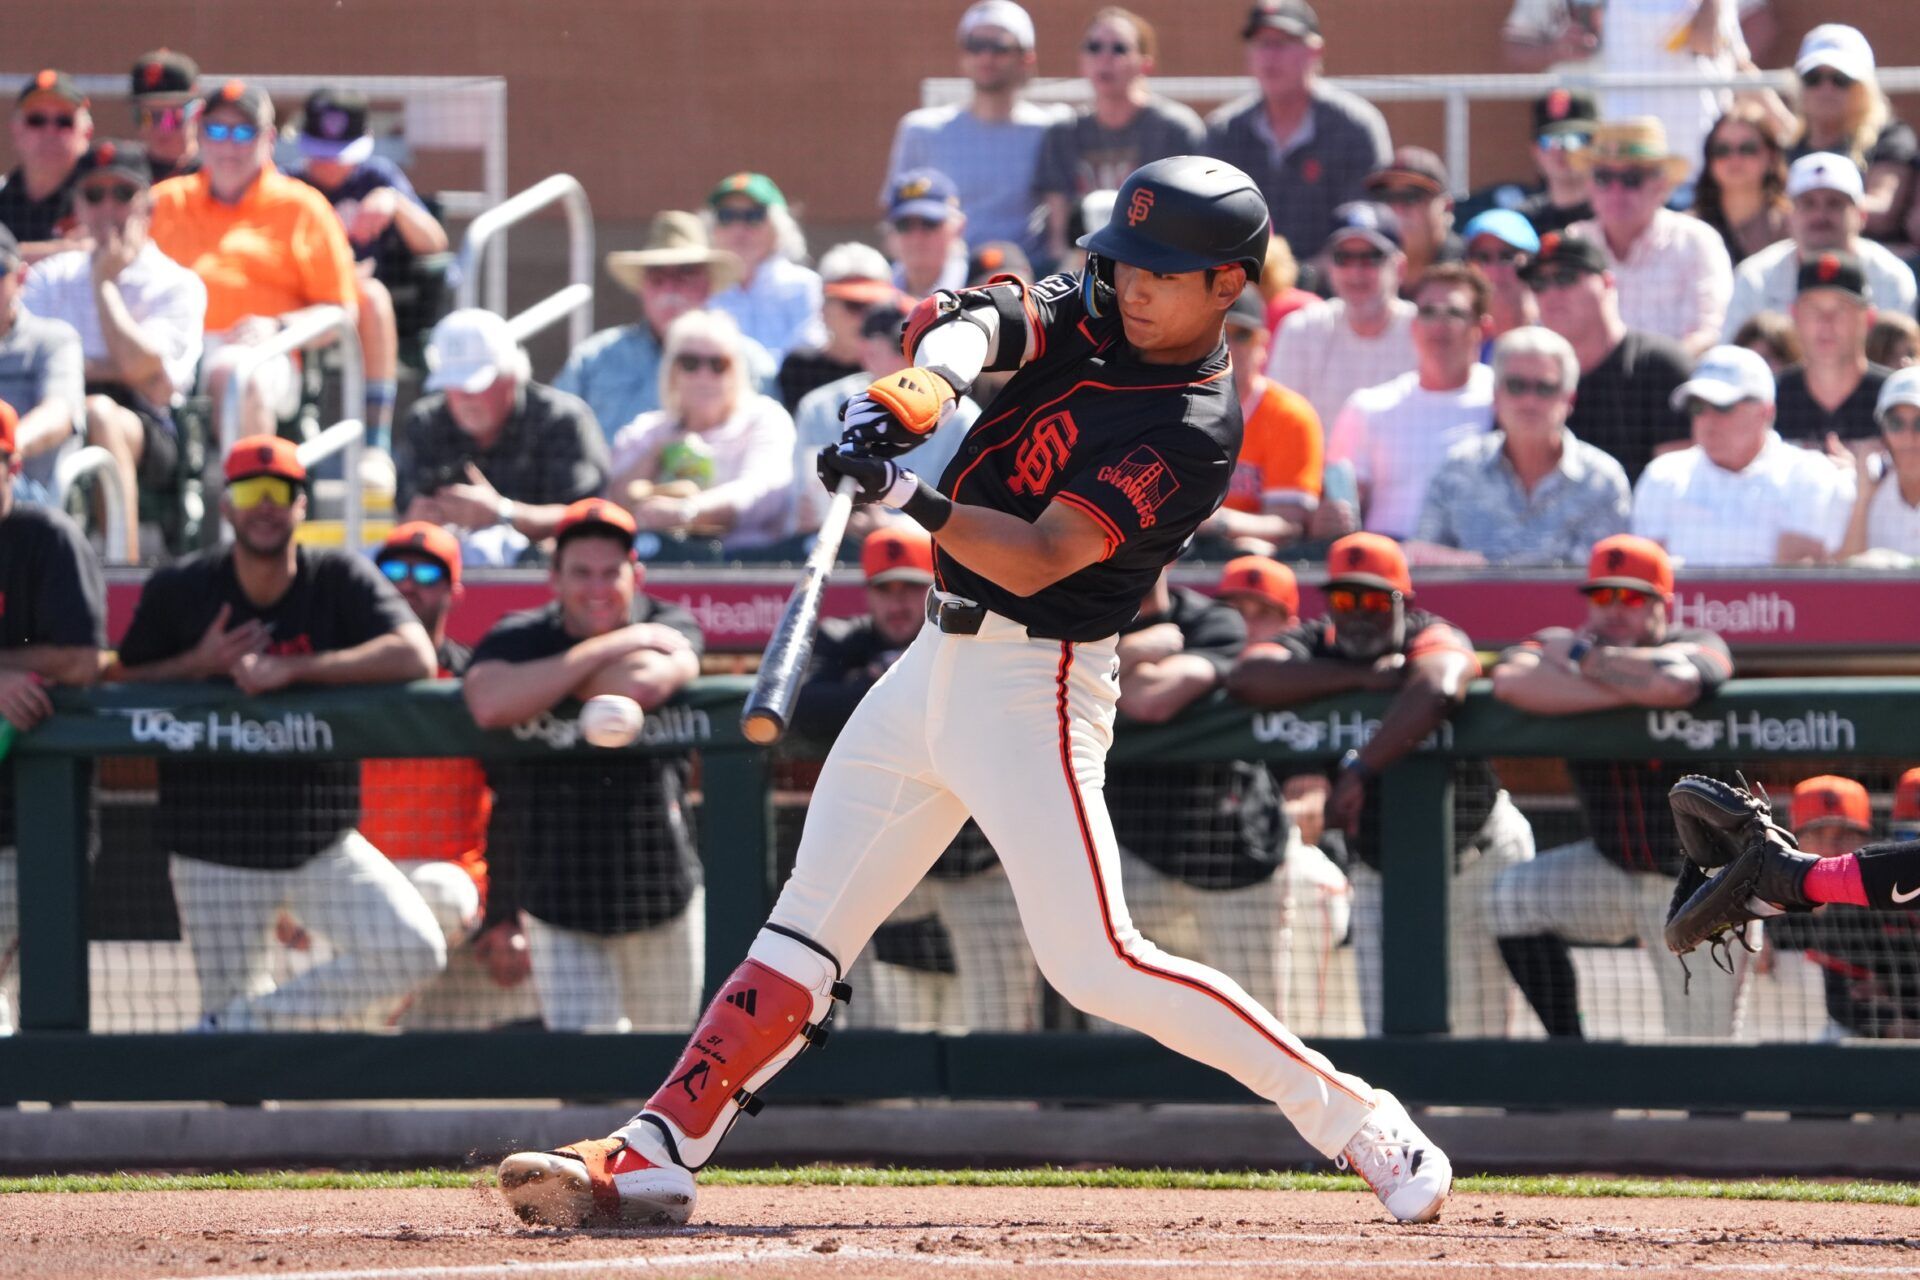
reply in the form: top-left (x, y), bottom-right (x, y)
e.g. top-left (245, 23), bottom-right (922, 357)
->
top-left (741, 477), bottom-right (860, 746)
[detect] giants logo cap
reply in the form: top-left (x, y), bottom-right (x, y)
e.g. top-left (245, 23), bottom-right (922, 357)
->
top-left (554, 497), bottom-right (638, 550)
top-left (1794, 248), bottom-right (1868, 303)
top-left (1583, 534), bottom-right (1672, 599)
top-left (861, 525), bottom-right (936, 586)
top-left (1891, 767), bottom-right (1920, 834)
top-left (1324, 533), bottom-right (1412, 596)
top-left (378, 521), bottom-right (463, 588)
top-left (1790, 775), bottom-right (1872, 835)
top-left (222, 433), bottom-right (306, 484)
top-left (1216, 555), bottom-right (1299, 614)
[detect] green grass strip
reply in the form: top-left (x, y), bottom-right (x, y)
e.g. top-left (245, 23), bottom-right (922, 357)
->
top-left (4, 1167), bottom-right (1919, 1206)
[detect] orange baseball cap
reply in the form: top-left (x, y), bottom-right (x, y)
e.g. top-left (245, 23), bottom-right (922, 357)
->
top-left (1585, 534), bottom-right (1673, 599)
top-left (378, 521), bottom-right (463, 588)
top-left (861, 525), bottom-right (935, 586)
top-left (0, 399), bottom-right (17, 457)
top-left (1325, 533), bottom-right (1412, 596)
top-left (553, 497), bottom-right (638, 549)
top-left (1790, 775), bottom-right (1872, 834)
top-left (1892, 768), bottom-right (1920, 824)
top-left (223, 434), bottom-right (306, 484)
top-left (1216, 555), bottom-right (1299, 615)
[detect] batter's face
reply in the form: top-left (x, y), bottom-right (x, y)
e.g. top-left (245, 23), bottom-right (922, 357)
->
top-left (1583, 590), bottom-right (1666, 646)
top-left (1112, 261), bottom-right (1243, 364)
top-left (867, 580), bottom-right (928, 647)
top-left (553, 535), bottom-right (636, 638)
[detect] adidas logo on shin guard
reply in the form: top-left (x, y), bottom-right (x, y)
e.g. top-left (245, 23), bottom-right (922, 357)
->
top-left (724, 988), bottom-right (758, 1016)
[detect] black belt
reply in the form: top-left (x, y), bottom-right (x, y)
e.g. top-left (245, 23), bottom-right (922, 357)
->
top-left (926, 591), bottom-right (987, 635)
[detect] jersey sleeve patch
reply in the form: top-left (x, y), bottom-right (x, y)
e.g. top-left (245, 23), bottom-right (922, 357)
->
top-left (1095, 446), bottom-right (1181, 528)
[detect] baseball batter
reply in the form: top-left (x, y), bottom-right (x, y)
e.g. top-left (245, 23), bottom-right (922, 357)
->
top-left (499, 157), bottom-right (1452, 1228)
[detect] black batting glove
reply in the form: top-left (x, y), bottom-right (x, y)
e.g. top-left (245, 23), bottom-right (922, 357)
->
top-left (816, 445), bottom-right (905, 505)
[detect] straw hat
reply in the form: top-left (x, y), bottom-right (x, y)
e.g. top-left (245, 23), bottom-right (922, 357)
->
top-left (606, 211), bottom-right (743, 297)
top-left (1573, 118), bottom-right (1690, 184)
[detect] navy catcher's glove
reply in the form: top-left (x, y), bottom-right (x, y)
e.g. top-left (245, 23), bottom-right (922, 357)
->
top-left (1664, 775), bottom-right (1820, 965)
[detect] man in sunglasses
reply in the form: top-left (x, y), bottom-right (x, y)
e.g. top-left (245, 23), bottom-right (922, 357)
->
top-left (1721, 153), bottom-right (1917, 342)
top-left (1461, 211), bottom-right (1539, 347)
top-left (129, 49), bottom-right (201, 183)
top-left (1527, 230), bottom-right (1691, 482)
top-left (0, 70), bottom-right (93, 263)
top-left (0, 398), bottom-right (106, 1035)
top-left (884, 0), bottom-right (1065, 262)
top-left (1459, 91), bottom-right (1598, 240)
top-left (21, 139), bottom-right (205, 561)
top-left (1229, 532), bottom-right (1534, 1040)
top-left (1634, 343), bottom-right (1854, 565)
top-left (1567, 118), bottom-right (1732, 359)
top-left (114, 434), bottom-right (443, 1031)
top-left (398, 308), bottom-right (608, 558)
top-left (1363, 148), bottom-right (1463, 288)
top-left (884, 170), bottom-right (970, 300)
top-left (149, 80), bottom-right (361, 441)
top-left (1488, 534), bottom-right (1738, 1039)
top-left (1270, 201), bottom-right (1415, 430)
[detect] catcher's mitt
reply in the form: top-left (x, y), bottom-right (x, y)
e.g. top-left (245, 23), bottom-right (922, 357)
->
top-left (1669, 773), bottom-right (1796, 870)
top-left (1663, 775), bottom-right (1820, 969)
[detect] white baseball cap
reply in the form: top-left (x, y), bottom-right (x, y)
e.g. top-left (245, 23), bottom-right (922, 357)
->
top-left (1796, 24), bottom-right (1876, 85)
top-left (1877, 366), bottom-right (1920, 424)
top-left (1670, 344), bottom-right (1776, 410)
top-left (958, 0), bottom-right (1035, 50)
top-left (425, 308), bottom-right (522, 394)
top-left (1787, 152), bottom-right (1865, 204)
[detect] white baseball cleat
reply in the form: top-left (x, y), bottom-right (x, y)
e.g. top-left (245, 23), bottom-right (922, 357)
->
top-left (498, 1134), bottom-right (696, 1227)
top-left (1337, 1089), bottom-right (1453, 1223)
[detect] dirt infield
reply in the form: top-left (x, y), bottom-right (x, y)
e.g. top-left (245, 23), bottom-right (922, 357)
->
top-left (5, 1183), bottom-right (1920, 1279)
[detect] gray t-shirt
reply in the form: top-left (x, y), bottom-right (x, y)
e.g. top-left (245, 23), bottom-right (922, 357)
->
top-left (1204, 83), bottom-right (1392, 260)
top-left (885, 100), bottom-right (1070, 255)
top-left (1034, 97), bottom-right (1207, 199)
top-left (0, 308), bottom-right (85, 491)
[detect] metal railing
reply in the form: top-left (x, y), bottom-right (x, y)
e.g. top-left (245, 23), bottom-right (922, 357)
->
top-left (925, 66), bottom-right (1920, 196)
top-left (50, 446), bottom-right (132, 566)
top-left (453, 174), bottom-right (595, 350)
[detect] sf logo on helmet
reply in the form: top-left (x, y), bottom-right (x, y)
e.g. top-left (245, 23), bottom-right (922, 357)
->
top-left (1127, 187), bottom-right (1156, 228)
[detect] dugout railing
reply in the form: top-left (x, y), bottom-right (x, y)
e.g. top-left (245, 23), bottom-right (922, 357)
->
top-left (5, 676), bottom-right (1920, 1112)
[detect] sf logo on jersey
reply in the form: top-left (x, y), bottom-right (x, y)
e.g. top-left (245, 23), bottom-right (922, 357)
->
top-left (1009, 411), bottom-right (1078, 496)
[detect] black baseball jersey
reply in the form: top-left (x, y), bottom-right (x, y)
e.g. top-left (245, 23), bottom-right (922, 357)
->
top-left (1109, 588), bottom-right (1287, 890)
top-left (932, 272), bottom-right (1242, 641)
top-left (0, 502), bottom-right (105, 845)
top-left (473, 597), bottom-right (706, 936)
top-left (0, 167), bottom-right (76, 244)
top-left (1555, 628), bottom-right (1733, 876)
top-left (117, 546), bottom-right (418, 870)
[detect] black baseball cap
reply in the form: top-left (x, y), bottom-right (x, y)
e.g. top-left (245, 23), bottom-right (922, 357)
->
top-left (1243, 0), bottom-right (1319, 39)
top-left (1519, 229), bottom-right (1608, 282)
top-left (1225, 286), bottom-right (1267, 333)
top-left (17, 69), bottom-right (87, 109)
top-left (131, 49), bottom-right (198, 101)
top-left (1795, 249), bottom-right (1870, 303)
top-left (1365, 147), bottom-right (1449, 198)
top-left (1323, 201), bottom-right (1402, 254)
top-left (298, 87), bottom-right (372, 163)
top-left (1532, 88), bottom-right (1598, 137)
top-left (859, 301), bottom-right (909, 342)
top-left (199, 79), bottom-right (271, 126)
top-left (73, 140), bottom-right (152, 186)
top-left (967, 240), bottom-right (1033, 286)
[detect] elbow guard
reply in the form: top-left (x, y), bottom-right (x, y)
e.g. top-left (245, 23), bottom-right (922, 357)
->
top-left (901, 283), bottom-right (1034, 386)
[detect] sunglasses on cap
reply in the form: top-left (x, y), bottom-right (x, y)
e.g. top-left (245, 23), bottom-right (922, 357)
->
top-left (1537, 132), bottom-right (1590, 152)
top-left (22, 112), bottom-right (76, 131)
top-left (78, 182), bottom-right (140, 206)
top-left (201, 121), bottom-right (260, 143)
top-left (1331, 247), bottom-right (1387, 268)
top-left (1709, 140), bottom-right (1766, 160)
top-left (1083, 39), bottom-right (1135, 55)
top-left (379, 557), bottom-right (449, 587)
top-left (674, 353), bottom-right (731, 374)
top-left (1801, 68), bottom-right (1855, 90)
top-left (138, 104), bottom-right (190, 130)
top-left (1468, 247), bottom-right (1527, 267)
top-left (1584, 586), bottom-right (1653, 608)
top-left (1501, 374), bottom-right (1564, 399)
top-left (1592, 167), bottom-right (1657, 191)
top-left (1327, 587), bottom-right (1398, 615)
top-left (714, 205), bottom-right (768, 226)
top-left (963, 35), bottom-right (1021, 55)
top-left (227, 475), bottom-right (296, 510)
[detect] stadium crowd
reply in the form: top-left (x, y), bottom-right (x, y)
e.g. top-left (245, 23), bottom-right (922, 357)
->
top-left (4, 0), bottom-right (1920, 1040)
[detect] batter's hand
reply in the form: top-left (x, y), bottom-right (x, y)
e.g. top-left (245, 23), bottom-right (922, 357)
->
top-left (816, 445), bottom-right (910, 506)
top-left (839, 367), bottom-right (954, 458)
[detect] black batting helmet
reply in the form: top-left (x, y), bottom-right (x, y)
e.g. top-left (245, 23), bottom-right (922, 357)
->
top-left (1077, 156), bottom-right (1270, 316)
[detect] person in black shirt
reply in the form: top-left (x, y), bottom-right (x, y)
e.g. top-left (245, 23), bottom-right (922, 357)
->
top-left (463, 498), bottom-right (704, 1033)
top-left (114, 434), bottom-right (441, 1031)
top-left (1774, 250), bottom-right (1890, 446)
top-left (1528, 230), bottom-right (1692, 480)
top-left (793, 524), bottom-right (1034, 1032)
top-left (1229, 533), bottom-right (1534, 1039)
top-left (1488, 535), bottom-right (1736, 1040)
top-left (0, 399), bottom-right (104, 1035)
top-left (500, 158), bottom-right (1453, 1231)
top-left (129, 49), bottom-right (201, 184)
top-left (1457, 91), bottom-right (1597, 238)
top-left (0, 70), bottom-right (91, 261)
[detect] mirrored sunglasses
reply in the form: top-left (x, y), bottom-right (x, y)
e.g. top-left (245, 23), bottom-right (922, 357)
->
top-left (379, 557), bottom-right (448, 587)
top-left (1584, 586), bottom-right (1653, 608)
top-left (227, 475), bottom-right (295, 510)
top-left (202, 121), bottom-right (261, 143)
top-left (1327, 587), bottom-right (1397, 615)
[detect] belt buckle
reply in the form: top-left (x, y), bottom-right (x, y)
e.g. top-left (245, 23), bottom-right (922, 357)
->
top-left (928, 591), bottom-right (985, 635)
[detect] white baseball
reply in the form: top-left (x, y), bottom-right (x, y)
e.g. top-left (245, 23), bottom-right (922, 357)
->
top-left (578, 694), bottom-right (646, 749)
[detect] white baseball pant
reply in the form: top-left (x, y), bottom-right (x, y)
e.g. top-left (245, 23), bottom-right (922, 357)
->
top-left (0, 847), bottom-right (15, 1035)
top-left (522, 887), bottom-right (705, 1033)
top-left (169, 829), bottom-right (447, 1031)
top-left (759, 612), bottom-right (1379, 1157)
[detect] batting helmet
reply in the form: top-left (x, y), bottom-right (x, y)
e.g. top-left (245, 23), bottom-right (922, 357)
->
top-left (1077, 156), bottom-right (1271, 317)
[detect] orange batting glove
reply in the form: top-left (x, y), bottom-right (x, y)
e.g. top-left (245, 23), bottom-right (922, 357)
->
top-left (839, 366), bottom-right (955, 458)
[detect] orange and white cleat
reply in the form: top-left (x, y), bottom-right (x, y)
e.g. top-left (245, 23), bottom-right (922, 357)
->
top-left (497, 1135), bottom-right (696, 1227)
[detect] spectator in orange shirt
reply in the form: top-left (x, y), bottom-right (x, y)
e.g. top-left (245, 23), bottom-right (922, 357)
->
top-left (1199, 288), bottom-right (1331, 554)
top-left (148, 81), bottom-right (359, 439)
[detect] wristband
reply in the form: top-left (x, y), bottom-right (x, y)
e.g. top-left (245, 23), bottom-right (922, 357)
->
top-left (1566, 636), bottom-right (1594, 667)
top-left (900, 477), bottom-right (953, 532)
top-left (1339, 749), bottom-right (1374, 781)
top-left (495, 496), bottom-right (516, 526)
